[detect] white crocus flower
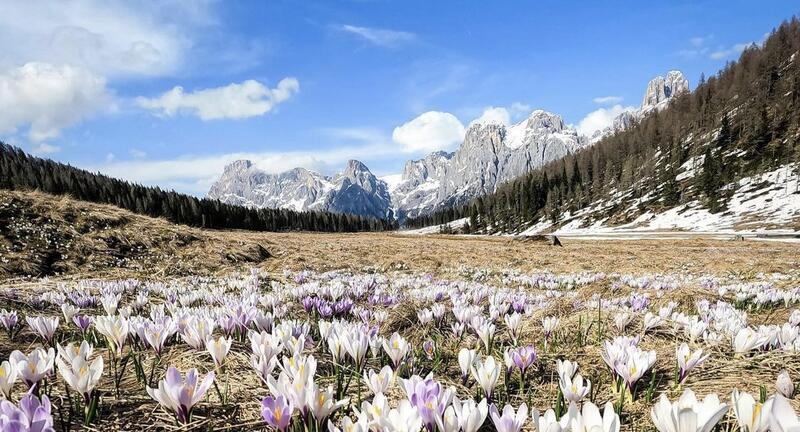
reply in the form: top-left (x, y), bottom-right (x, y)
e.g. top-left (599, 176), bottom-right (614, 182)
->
top-left (562, 401), bottom-right (620, 432)
top-left (559, 373), bottom-right (591, 403)
top-left (731, 389), bottom-right (773, 432)
top-left (556, 359), bottom-right (578, 381)
top-left (471, 355), bottom-right (501, 400)
top-left (205, 335), bottom-right (232, 368)
top-left (9, 347), bottom-right (55, 388)
top-left (0, 360), bottom-right (19, 398)
top-left (650, 388), bottom-right (728, 432)
top-left (458, 348), bottom-right (477, 382)
top-left (61, 304), bottom-right (79, 323)
top-left (363, 365), bottom-right (394, 396)
top-left (733, 327), bottom-right (767, 355)
top-left (94, 315), bottom-right (130, 354)
top-left (452, 397), bottom-right (488, 432)
top-left (382, 332), bottom-right (410, 368)
top-left (56, 342), bottom-right (103, 402)
top-left (776, 369), bottom-right (795, 398)
top-left (676, 343), bottom-right (708, 383)
top-left (532, 407), bottom-right (563, 432)
top-left (769, 394), bottom-right (800, 432)
top-left (307, 383), bottom-right (348, 422)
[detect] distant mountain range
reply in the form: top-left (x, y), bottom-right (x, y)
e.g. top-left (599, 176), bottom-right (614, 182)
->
top-left (207, 71), bottom-right (689, 221)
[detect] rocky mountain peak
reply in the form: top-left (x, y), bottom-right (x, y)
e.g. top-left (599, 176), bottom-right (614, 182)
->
top-left (224, 159), bottom-right (253, 173)
top-left (524, 110), bottom-right (565, 132)
top-left (642, 70), bottom-right (689, 111)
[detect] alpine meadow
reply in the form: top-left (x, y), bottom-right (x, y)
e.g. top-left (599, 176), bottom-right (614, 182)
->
top-left (0, 2), bottom-right (799, 432)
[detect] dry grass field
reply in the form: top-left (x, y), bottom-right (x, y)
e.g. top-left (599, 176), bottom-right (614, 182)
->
top-left (1, 190), bottom-right (799, 431)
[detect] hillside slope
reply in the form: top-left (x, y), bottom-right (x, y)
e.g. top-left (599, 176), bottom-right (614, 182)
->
top-left (407, 18), bottom-right (800, 235)
top-left (0, 190), bottom-right (273, 278)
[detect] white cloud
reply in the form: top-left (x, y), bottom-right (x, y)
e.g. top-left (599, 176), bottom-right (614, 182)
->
top-left (129, 149), bottom-right (147, 159)
top-left (469, 107), bottom-right (511, 127)
top-left (136, 78), bottom-right (299, 120)
top-left (31, 143), bottom-right (61, 155)
top-left (0, 62), bottom-right (112, 142)
top-left (710, 43), bottom-right (751, 60)
top-left (92, 142), bottom-right (398, 195)
top-left (576, 104), bottom-right (635, 137)
top-left (392, 111), bottom-right (466, 153)
top-left (338, 24), bottom-right (417, 47)
top-left (0, 1), bottom-right (213, 78)
top-left (592, 96), bottom-right (623, 105)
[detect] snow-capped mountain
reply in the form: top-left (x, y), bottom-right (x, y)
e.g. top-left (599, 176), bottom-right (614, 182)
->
top-left (207, 159), bottom-right (393, 220)
top-left (208, 71), bottom-right (686, 221)
top-left (591, 70), bottom-right (689, 143)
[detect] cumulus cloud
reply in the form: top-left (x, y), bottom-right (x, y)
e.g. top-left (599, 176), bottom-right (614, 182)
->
top-left (136, 78), bottom-right (300, 120)
top-left (710, 43), bottom-right (751, 60)
top-left (469, 107), bottom-right (511, 127)
top-left (92, 142), bottom-right (398, 196)
top-left (576, 104), bottom-right (635, 137)
top-left (0, 1), bottom-right (212, 78)
top-left (392, 111), bottom-right (466, 153)
top-left (592, 96), bottom-right (623, 105)
top-left (338, 24), bottom-right (417, 47)
top-left (0, 62), bottom-right (112, 143)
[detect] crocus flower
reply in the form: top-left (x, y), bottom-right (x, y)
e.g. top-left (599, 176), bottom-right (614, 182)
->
top-left (676, 343), bottom-right (708, 383)
top-left (458, 348), bottom-right (476, 384)
top-left (422, 339), bottom-right (435, 360)
top-left (205, 336), bottom-right (232, 368)
top-left (25, 316), bottom-right (59, 344)
top-left (733, 327), bottom-right (767, 355)
top-left (451, 397), bottom-right (488, 432)
top-left (510, 345), bottom-right (537, 374)
top-left (94, 315), bottom-right (130, 354)
top-left (72, 315), bottom-right (92, 333)
top-left (0, 394), bottom-right (55, 432)
top-left (382, 332), bottom-right (410, 368)
top-left (542, 316), bottom-right (559, 339)
top-left (61, 304), bottom-right (79, 323)
top-left (306, 384), bottom-right (348, 422)
top-left (56, 342), bottom-right (103, 404)
top-left (504, 313), bottom-right (522, 345)
top-left (562, 401), bottom-right (620, 432)
top-left (0, 309), bottom-right (18, 336)
top-left (9, 348), bottom-right (55, 391)
top-left (471, 356), bottom-right (501, 401)
top-left (377, 399), bottom-right (423, 432)
top-left (489, 402), bottom-right (527, 432)
top-left (731, 389), bottom-right (773, 432)
top-left (556, 359), bottom-right (578, 381)
top-left (650, 388), bottom-right (728, 432)
top-left (364, 365), bottom-right (394, 395)
top-left (560, 373), bottom-right (591, 403)
top-left (261, 395), bottom-right (293, 432)
top-left (777, 369), bottom-right (795, 398)
top-left (0, 361), bottom-right (19, 399)
top-left (180, 316), bottom-right (216, 349)
top-left (147, 366), bottom-right (215, 424)
top-left (532, 407), bottom-right (563, 432)
top-left (769, 394), bottom-right (800, 432)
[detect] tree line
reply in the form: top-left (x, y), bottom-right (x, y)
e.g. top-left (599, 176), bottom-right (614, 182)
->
top-left (0, 143), bottom-right (396, 232)
top-left (407, 17), bottom-right (800, 233)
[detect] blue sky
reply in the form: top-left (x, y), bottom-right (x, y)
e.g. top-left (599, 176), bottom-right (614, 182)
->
top-left (1, 0), bottom-right (796, 195)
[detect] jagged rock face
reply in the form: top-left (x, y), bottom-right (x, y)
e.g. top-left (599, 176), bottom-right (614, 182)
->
top-left (207, 159), bottom-right (393, 220)
top-left (591, 70), bottom-right (689, 143)
top-left (208, 72), bottom-right (687, 221)
top-left (641, 70), bottom-right (689, 112)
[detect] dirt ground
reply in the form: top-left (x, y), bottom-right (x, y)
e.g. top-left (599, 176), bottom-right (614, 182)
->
top-left (1, 189), bottom-right (798, 282)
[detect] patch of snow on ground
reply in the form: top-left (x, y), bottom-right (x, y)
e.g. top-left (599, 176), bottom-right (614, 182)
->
top-left (401, 217), bottom-right (469, 235)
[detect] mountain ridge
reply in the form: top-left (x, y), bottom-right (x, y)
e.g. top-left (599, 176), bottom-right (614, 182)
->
top-left (207, 71), bottom-right (689, 221)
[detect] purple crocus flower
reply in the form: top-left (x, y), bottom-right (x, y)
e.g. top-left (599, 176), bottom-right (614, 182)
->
top-left (72, 315), bottom-right (93, 333)
top-left (0, 394), bottom-right (55, 432)
top-left (146, 366), bottom-right (215, 424)
top-left (317, 303), bottom-right (333, 318)
top-left (301, 296), bottom-right (316, 313)
top-left (405, 377), bottom-right (451, 432)
top-left (511, 346), bottom-right (537, 374)
top-left (422, 339), bottom-right (436, 360)
top-left (0, 310), bottom-right (19, 336)
top-left (261, 395), bottom-right (293, 432)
